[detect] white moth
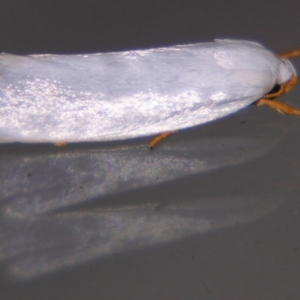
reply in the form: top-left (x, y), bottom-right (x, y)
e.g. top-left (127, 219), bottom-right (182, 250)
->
top-left (0, 39), bottom-right (299, 145)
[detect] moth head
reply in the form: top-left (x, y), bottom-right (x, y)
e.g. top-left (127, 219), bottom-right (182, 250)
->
top-left (278, 58), bottom-right (297, 85)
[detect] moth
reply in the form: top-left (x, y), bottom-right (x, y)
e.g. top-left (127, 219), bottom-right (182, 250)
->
top-left (0, 39), bottom-right (299, 147)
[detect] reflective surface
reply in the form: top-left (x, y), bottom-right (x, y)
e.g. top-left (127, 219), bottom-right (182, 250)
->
top-left (1, 1), bottom-right (300, 299)
top-left (0, 109), bottom-right (291, 279)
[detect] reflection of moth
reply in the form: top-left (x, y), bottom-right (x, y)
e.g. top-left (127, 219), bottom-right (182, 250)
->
top-left (0, 39), bottom-right (299, 147)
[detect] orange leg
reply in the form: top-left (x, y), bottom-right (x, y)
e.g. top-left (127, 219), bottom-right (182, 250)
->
top-left (256, 98), bottom-right (300, 115)
top-left (263, 75), bottom-right (298, 99)
top-left (279, 50), bottom-right (300, 59)
top-left (149, 131), bottom-right (177, 149)
top-left (55, 141), bottom-right (68, 147)
top-left (256, 69), bottom-right (300, 115)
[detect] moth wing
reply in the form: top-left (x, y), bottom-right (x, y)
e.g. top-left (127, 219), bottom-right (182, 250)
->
top-left (0, 42), bottom-right (278, 142)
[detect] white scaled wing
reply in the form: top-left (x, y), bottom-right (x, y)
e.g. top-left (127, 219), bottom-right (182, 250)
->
top-left (0, 40), bottom-right (289, 143)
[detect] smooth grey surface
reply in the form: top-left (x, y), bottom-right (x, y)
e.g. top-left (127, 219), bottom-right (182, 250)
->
top-left (1, 1), bottom-right (300, 299)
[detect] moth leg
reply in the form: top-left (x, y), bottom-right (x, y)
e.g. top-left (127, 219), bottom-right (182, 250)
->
top-left (256, 99), bottom-right (300, 116)
top-left (279, 50), bottom-right (300, 59)
top-left (149, 131), bottom-right (177, 149)
top-left (55, 141), bottom-right (68, 147)
top-left (256, 75), bottom-right (300, 115)
top-left (263, 75), bottom-right (298, 99)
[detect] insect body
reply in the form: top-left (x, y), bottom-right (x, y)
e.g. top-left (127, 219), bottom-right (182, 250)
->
top-left (0, 39), bottom-right (299, 145)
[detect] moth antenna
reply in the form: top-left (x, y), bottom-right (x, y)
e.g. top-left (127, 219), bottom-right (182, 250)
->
top-left (279, 50), bottom-right (300, 59)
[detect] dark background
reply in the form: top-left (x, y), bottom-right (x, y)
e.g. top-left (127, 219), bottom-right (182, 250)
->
top-left (1, 1), bottom-right (300, 299)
